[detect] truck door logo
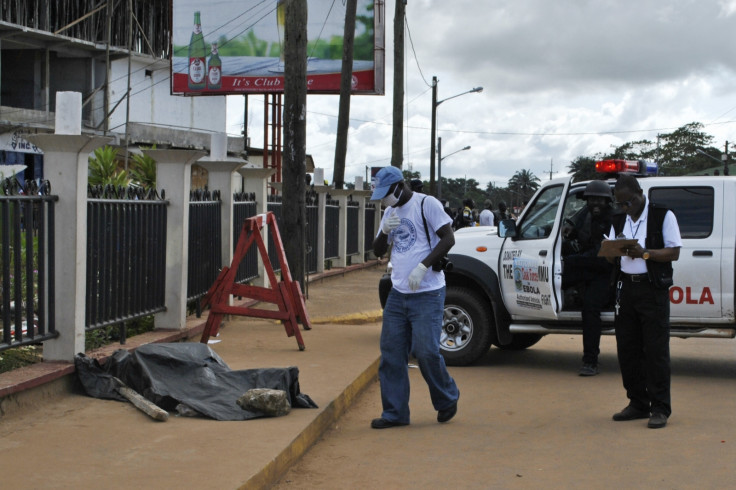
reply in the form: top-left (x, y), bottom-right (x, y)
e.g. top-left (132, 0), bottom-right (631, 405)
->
top-left (669, 286), bottom-right (714, 305)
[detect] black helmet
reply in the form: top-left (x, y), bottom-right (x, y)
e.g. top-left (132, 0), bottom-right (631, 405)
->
top-left (583, 180), bottom-right (612, 201)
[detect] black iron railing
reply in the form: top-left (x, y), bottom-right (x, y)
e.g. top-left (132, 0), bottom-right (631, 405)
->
top-left (346, 198), bottom-right (359, 256)
top-left (364, 203), bottom-right (376, 253)
top-left (0, 178), bottom-right (58, 352)
top-left (187, 189), bottom-right (222, 312)
top-left (86, 185), bottom-right (167, 340)
top-left (233, 192), bottom-right (259, 284)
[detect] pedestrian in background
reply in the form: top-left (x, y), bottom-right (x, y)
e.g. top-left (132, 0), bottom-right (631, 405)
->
top-left (479, 199), bottom-right (495, 226)
top-left (370, 166), bottom-right (459, 429)
top-left (609, 175), bottom-right (681, 429)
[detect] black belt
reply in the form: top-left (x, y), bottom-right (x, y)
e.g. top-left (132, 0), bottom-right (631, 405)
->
top-left (621, 272), bottom-right (649, 282)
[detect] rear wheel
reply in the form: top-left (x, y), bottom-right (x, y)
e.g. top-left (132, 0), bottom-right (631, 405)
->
top-left (440, 287), bottom-right (495, 366)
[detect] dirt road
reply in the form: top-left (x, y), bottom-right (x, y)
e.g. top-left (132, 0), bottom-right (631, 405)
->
top-left (274, 334), bottom-right (736, 489)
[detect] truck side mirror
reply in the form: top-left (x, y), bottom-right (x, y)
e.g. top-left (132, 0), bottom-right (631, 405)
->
top-left (498, 218), bottom-right (517, 238)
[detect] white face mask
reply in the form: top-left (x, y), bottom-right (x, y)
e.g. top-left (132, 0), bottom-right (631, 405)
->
top-left (381, 185), bottom-right (403, 207)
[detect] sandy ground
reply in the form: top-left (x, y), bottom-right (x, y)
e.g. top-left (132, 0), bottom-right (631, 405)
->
top-left (274, 334), bottom-right (736, 489)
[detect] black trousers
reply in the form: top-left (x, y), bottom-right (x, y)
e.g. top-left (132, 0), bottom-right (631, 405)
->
top-left (614, 278), bottom-right (671, 416)
top-left (581, 272), bottom-right (611, 364)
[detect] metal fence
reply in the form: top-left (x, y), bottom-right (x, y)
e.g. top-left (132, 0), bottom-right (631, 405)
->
top-left (0, 178), bottom-right (58, 352)
top-left (233, 192), bottom-right (259, 284)
top-left (85, 185), bottom-right (167, 339)
top-left (266, 195), bottom-right (283, 273)
top-left (306, 191), bottom-right (318, 274)
top-left (346, 199), bottom-right (359, 256)
top-left (187, 189), bottom-right (222, 306)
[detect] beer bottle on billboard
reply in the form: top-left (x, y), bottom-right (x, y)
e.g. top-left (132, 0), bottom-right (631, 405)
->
top-left (207, 42), bottom-right (222, 90)
top-left (188, 11), bottom-right (206, 90)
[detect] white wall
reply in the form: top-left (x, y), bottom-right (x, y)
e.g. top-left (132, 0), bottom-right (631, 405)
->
top-left (108, 58), bottom-right (226, 136)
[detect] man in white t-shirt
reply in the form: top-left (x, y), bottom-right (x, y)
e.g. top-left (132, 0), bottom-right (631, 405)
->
top-left (370, 166), bottom-right (459, 429)
top-left (479, 199), bottom-right (495, 226)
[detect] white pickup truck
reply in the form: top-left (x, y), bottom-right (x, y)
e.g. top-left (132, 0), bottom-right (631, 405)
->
top-left (381, 163), bottom-right (736, 366)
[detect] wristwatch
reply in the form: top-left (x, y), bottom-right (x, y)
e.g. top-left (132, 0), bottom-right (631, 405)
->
top-left (642, 250), bottom-right (650, 260)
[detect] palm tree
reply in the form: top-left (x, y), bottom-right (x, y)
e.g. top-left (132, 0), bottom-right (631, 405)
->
top-left (129, 148), bottom-right (157, 191)
top-left (88, 146), bottom-right (130, 187)
top-left (507, 169), bottom-right (540, 206)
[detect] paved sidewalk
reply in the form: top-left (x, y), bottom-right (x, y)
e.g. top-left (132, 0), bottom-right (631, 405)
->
top-left (0, 264), bottom-right (387, 489)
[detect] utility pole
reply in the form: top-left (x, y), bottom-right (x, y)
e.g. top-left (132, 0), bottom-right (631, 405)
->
top-left (390, 0), bottom-right (405, 169)
top-left (725, 141), bottom-right (730, 176)
top-left (282, 0), bottom-right (308, 288)
top-left (429, 76), bottom-right (437, 194)
top-left (332, 0), bottom-right (357, 189)
top-left (549, 158), bottom-right (554, 180)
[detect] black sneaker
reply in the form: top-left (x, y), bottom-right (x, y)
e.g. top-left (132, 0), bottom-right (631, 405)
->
top-left (612, 405), bottom-right (650, 421)
top-left (578, 363), bottom-right (599, 376)
top-left (371, 418), bottom-right (408, 429)
top-left (648, 412), bottom-right (668, 429)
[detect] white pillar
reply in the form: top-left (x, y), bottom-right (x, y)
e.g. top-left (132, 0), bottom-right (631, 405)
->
top-left (198, 134), bottom-right (245, 272)
top-left (26, 92), bottom-right (111, 361)
top-left (144, 149), bottom-right (206, 330)
top-left (238, 167), bottom-right (276, 287)
top-left (313, 185), bottom-right (331, 273)
top-left (352, 190), bottom-right (372, 264)
top-left (330, 189), bottom-right (351, 268)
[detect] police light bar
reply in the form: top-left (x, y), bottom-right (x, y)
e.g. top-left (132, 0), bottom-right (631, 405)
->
top-left (595, 159), bottom-right (658, 176)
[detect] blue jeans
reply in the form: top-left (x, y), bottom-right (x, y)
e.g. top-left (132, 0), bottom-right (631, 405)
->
top-left (379, 286), bottom-right (459, 424)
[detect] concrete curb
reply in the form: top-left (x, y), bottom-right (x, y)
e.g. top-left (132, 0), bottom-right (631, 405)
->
top-left (241, 357), bottom-right (380, 489)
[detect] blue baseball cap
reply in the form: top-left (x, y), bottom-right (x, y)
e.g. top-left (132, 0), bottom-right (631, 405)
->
top-left (370, 166), bottom-right (403, 200)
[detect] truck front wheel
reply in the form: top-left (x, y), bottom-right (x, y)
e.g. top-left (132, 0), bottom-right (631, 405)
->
top-left (440, 287), bottom-right (495, 366)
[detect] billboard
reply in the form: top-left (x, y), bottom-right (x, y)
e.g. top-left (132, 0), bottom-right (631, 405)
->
top-left (170, 0), bottom-right (385, 96)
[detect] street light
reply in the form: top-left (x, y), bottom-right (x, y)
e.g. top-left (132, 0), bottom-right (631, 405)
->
top-left (437, 136), bottom-right (470, 200)
top-left (430, 76), bottom-right (483, 196)
top-left (696, 149), bottom-right (729, 176)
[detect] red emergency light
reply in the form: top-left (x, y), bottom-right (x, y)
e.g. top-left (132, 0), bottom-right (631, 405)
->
top-left (596, 159), bottom-right (640, 173)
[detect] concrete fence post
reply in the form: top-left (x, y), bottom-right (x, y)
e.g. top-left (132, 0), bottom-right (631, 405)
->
top-left (312, 185), bottom-right (330, 273)
top-left (144, 149), bottom-right (206, 330)
top-left (329, 189), bottom-right (351, 268)
top-left (198, 134), bottom-right (245, 274)
top-left (26, 91), bottom-right (112, 361)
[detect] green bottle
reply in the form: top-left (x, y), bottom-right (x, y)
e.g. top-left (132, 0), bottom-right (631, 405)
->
top-left (207, 42), bottom-right (222, 90)
top-left (188, 11), bottom-right (206, 90)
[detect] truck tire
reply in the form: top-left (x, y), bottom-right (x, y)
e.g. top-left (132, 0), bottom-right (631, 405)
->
top-left (495, 333), bottom-right (543, 350)
top-left (441, 286), bottom-right (495, 366)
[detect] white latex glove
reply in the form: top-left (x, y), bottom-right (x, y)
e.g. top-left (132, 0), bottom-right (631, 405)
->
top-left (408, 263), bottom-right (428, 291)
top-left (382, 214), bottom-right (401, 235)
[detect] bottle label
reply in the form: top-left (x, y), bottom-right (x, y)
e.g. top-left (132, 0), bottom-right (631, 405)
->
top-left (193, 24), bottom-right (202, 35)
top-left (189, 58), bottom-right (205, 84)
top-left (208, 67), bottom-right (221, 86)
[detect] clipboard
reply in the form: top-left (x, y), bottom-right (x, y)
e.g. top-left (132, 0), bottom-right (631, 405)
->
top-left (597, 238), bottom-right (639, 258)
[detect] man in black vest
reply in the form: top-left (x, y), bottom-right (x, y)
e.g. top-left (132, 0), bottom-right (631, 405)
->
top-left (608, 175), bottom-right (682, 429)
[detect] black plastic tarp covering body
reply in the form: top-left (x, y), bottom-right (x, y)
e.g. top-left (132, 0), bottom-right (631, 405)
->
top-left (75, 343), bottom-right (317, 420)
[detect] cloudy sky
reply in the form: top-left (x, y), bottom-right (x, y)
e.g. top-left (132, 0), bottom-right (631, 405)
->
top-left (225, 0), bottom-right (736, 189)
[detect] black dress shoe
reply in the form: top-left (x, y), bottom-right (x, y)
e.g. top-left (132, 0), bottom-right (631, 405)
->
top-left (612, 405), bottom-right (650, 421)
top-left (371, 418), bottom-right (408, 429)
top-left (437, 402), bottom-right (458, 423)
top-left (648, 412), bottom-right (668, 429)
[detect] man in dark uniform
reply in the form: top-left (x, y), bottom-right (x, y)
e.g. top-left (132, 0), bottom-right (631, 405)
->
top-left (561, 180), bottom-right (615, 376)
top-left (608, 175), bottom-right (681, 429)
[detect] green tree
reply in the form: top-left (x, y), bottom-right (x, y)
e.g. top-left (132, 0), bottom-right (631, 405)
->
top-left (568, 156), bottom-right (598, 182)
top-left (508, 169), bottom-right (540, 206)
top-left (88, 146), bottom-right (129, 187)
top-left (657, 122), bottom-right (714, 176)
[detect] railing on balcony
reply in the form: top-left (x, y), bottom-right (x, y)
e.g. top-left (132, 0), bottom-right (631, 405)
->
top-left (0, 178), bottom-right (58, 352)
